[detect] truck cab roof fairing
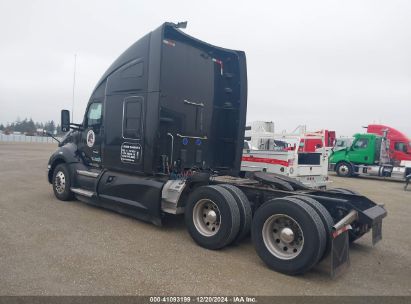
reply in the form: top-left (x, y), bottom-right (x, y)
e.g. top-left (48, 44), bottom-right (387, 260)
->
top-left (92, 22), bottom-right (245, 97)
top-left (89, 22), bottom-right (247, 176)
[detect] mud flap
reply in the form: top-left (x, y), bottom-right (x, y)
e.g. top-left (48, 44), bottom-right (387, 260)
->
top-left (330, 224), bottom-right (351, 278)
top-left (372, 219), bottom-right (383, 246)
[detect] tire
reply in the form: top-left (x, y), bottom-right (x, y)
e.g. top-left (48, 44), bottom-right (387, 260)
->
top-left (251, 197), bottom-right (326, 275)
top-left (218, 184), bottom-right (252, 243)
top-left (252, 197), bottom-right (326, 275)
top-left (336, 162), bottom-right (353, 177)
top-left (185, 185), bottom-right (241, 250)
top-left (52, 163), bottom-right (74, 201)
top-left (291, 195), bottom-right (334, 260)
top-left (328, 188), bottom-right (359, 195)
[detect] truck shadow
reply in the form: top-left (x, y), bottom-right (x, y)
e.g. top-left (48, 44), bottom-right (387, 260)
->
top-left (162, 213), bottom-right (187, 230)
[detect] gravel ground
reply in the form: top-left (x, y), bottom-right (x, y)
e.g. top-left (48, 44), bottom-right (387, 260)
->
top-left (0, 142), bottom-right (410, 295)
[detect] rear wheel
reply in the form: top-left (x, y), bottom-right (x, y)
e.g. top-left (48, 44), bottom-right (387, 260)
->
top-left (291, 195), bottom-right (334, 260)
top-left (185, 185), bottom-right (240, 250)
top-left (252, 197), bottom-right (326, 275)
top-left (336, 162), bottom-right (353, 177)
top-left (218, 184), bottom-right (252, 243)
top-left (52, 163), bottom-right (74, 201)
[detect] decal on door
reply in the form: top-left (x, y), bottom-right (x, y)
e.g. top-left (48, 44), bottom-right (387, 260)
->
top-left (86, 130), bottom-right (95, 147)
top-left (120, 142), bottom-right (142, 164)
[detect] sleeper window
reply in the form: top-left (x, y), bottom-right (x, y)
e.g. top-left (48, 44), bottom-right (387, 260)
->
top-left (395, 142), bottom-right (408, 153)
top-left (123, 97), bottom-right (143, 139)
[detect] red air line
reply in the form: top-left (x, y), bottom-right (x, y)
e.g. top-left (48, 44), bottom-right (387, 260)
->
top-left (162, 39), bottom-right (176, 47)
top-left (212, 58), bottom-right (223, 75)
top-left (332, 225), bottom-right (352, 239)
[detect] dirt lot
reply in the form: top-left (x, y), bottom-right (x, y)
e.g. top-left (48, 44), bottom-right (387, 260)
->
top-left (0, 142), bottom-right (410, 295)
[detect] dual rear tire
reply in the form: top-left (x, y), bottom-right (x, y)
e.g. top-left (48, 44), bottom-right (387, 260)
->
top-left (251, 196), bottom-right (332, 275)
top-left (184, 185), bottom-right (252, 250)
top-left (185, 185), bottom-right (333, 275)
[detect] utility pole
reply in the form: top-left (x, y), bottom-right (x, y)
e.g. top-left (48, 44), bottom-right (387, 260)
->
top-left (71, 54), bottom-right (77, 123)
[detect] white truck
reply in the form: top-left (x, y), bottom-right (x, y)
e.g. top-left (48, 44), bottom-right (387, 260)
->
top-left (241, 122), bottom-right (329, 189)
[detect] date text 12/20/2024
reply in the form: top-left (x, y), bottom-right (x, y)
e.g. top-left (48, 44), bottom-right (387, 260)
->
top-left (149, 297), bottom-right (257, 303)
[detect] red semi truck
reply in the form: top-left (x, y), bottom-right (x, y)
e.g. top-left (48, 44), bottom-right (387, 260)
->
top-left (298, 130), bottom-right (336, 153)
top-left (366, 124), bottom-right (411, 163)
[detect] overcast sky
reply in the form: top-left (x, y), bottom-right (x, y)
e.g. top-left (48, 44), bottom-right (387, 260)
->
top-left (0, 0), bottom-right (410, 137)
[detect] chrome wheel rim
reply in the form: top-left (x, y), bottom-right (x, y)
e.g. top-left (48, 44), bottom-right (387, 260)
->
top-left (55, 171), bottom-right (66, 194)
top-left (193, 199), bottom-right (221, 237)
top-left (339, 164), bottom-right (349, 175)
top-left (262, 214), bottom-right (304, 260)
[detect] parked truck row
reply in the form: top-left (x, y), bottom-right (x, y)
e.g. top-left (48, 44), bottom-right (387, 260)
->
top-left (329, 131), bottom-right (411, 181)
top-left (48, 22), bottom-right (386, 276)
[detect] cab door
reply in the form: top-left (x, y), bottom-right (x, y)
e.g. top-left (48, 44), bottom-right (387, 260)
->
top-left (103, 94), bottom-right (145, 173)
top-left (348, 137), bottom-right (373, 164)
top-left (79, 101), bottom-right (103, 167)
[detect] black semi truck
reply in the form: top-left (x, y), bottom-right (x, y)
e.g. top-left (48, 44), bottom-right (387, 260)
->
top-left (47, 22), bottom-right (386, 276)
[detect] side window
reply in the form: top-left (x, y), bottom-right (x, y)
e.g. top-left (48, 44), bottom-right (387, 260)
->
top-left (353, 138), bottom-right (369, 149)
top-left (86, 102), bottom-right (102, 128)
top-left (394, 142), bottom-right (407, 153)
top-left (123, 97), bottom-right (143, 139)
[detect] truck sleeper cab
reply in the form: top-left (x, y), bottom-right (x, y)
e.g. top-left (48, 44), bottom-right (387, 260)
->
top-left (367, 124), bottom-right (411, 163)
top-left (48, 22), bottom-right (386, 276)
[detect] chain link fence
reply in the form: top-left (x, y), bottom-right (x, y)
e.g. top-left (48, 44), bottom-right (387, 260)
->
top-left (0, 134), bottom-right (61, 143)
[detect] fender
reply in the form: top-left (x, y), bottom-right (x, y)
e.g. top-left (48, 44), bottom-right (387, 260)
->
top-left (47, 143), bottom-right (81, 183)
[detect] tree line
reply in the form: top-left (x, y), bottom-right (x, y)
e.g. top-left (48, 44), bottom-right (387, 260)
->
top-left (0, 118), bottom-right (64, 135)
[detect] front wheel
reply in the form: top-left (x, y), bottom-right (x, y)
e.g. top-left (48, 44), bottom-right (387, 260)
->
top-left (52, 164), bottom-right (74, 201)
top-left (336, 162), bottom-right (353, 177)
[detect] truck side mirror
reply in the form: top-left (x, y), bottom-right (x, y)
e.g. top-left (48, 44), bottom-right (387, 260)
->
top-left (61, 110), bottom-right (70, 132)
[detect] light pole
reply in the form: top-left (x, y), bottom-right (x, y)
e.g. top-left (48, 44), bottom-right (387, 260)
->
top-left (71, 54), bottom-right (77, 123)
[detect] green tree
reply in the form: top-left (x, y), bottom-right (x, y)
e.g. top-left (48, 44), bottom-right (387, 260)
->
top-left (27, 118), bottom-right (36, 133)
top-left (44, 120), bottom-right (56, 133)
